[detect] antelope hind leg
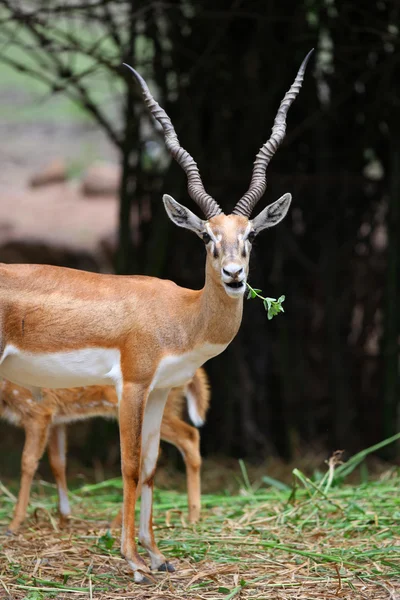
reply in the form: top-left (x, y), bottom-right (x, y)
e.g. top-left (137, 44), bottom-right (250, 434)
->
top-left (8, 416), bottom-right (50, 533)
top-left (48, 425), bottom-right (71, 526)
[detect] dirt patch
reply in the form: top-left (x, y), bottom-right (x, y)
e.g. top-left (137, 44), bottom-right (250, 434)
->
top-left (0, 117), bottom-right (120, 268)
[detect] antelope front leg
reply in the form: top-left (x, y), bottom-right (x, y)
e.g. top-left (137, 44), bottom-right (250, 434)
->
top-left (139, 387), bottom-right (174, 572)
top-left (119, 382), bottom-right (150, 583)
top-left (110, 479), bottom-right (142, 529)
top-left (8, 417), bottom-right (51, 533)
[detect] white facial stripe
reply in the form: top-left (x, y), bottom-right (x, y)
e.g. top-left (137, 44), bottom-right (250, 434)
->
top-left (243, 222), bottom-right (252, 240)
top-left (205, 223), bottom-right (220, 244)
top-left (238, 223), bottom-right (251, 242)
top-left (236, 225), bottom-right (252, 258)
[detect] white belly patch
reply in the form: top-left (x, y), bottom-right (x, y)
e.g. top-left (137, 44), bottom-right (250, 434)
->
top-left (152, 343), bottom-right (226, 389)
top-left (0, 344), bottom-right (122, 392)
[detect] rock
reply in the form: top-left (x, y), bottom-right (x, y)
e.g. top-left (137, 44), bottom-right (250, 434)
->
top-left (29, 159), bottom-right (67, 187)
top-left (81, 162), bottom-right (120, 197)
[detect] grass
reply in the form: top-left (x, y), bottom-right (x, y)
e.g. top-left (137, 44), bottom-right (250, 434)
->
top-left (0, 438), bottom-right (400, 599)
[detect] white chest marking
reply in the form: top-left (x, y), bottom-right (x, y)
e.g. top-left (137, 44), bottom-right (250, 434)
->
top-left (152, 343), bottom-right (226, 390)
top-left (0, 345), bottom-right (122, 392)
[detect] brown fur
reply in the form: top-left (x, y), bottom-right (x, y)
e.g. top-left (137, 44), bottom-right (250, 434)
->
top-left (0, 258), bottom-right (244, 363)
top-left (0, 368), bottom-right (210, 532)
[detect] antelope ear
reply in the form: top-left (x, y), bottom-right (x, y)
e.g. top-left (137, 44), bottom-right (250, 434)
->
top-left (163, 194), bottom-right (206, 235)
top-left (250, 193), bottom-right (292, 233)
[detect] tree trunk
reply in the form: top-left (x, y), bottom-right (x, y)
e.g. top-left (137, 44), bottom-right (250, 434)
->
top-left (381, 137), bottom-right (400, 456)
top-left (115, 2), bottom-right (138, 275)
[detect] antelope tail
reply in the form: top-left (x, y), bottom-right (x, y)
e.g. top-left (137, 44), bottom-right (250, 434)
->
top-left (186, 367), bottom-right (210, 427)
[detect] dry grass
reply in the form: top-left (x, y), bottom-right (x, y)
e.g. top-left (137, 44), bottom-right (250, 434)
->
top-left (0, 446), bottom-right (399, 599)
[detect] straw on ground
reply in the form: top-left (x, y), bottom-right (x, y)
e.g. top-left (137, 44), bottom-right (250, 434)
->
top-left (0, 446), bottom-right (399, 600)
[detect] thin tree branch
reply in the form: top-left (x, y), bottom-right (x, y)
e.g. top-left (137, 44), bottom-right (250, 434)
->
top-left (0, 4), bottom-right (122, 146)
top-left (0, 53), bottom-right (122, 148)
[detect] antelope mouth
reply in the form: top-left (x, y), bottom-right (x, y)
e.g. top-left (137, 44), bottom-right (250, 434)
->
top-left (223, 280), bottom-right (246, 297)
top-left (226, 281), bottom-right (244, 289)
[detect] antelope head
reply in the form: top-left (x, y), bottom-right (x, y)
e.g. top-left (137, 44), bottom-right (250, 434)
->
top-left (124, 51), bottom-right (312, 299)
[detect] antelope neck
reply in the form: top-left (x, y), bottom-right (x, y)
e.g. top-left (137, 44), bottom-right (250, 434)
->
top-left (195, 264), bottom-right (244, 346)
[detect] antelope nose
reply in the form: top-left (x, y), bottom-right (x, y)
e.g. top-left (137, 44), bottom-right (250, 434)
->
top-left (222, 266), bottom-right (244, 279)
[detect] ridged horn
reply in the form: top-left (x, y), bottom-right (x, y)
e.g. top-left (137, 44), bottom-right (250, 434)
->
top-left (123, 64), bottom-right (222, 220)
top-left (233, 49), bottom-right (314, 217)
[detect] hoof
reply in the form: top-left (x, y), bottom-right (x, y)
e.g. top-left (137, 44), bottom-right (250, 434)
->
top-left (158, 561), bottom-right (175, 573)
top-left (137, 575), bottom-right (154, 585)
top-left (59, 516), bottom-right (70, 528)
top-left (134, 571), bottom-right (154, 585)
top-left (5, 528), bottom-right (16, 536)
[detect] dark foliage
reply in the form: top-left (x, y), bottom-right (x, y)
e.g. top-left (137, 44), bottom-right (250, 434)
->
top-left (0, 0), bottom-right (398, 461)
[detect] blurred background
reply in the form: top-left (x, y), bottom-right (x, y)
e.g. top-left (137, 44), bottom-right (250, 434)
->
top-left (0, 0), bottom-right (398, 485)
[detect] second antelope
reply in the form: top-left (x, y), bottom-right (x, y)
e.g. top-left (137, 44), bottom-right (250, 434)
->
top-left (0, 368), bottom-right (209, 533)
top-left (0, 51), bottom-right (312, 581)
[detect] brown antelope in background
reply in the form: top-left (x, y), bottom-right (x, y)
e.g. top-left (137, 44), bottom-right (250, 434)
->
top-left (0, 368), bottom-right (209, 532)
top-left (0, 50), bottom-right (312, 581)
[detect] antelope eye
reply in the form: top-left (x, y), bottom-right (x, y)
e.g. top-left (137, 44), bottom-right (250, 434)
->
top-left (202, 232), bottom-right (211, 244)
top-left (247, 231), bottom-right (256, 243)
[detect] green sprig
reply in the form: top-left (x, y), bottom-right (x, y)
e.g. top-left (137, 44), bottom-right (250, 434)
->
top-left (246, 283), bottom-right (285, 320)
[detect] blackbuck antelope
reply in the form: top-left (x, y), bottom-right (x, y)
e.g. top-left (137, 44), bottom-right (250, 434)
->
top-left (0, 50), bottom-right (312, 581)
top-left (0, 368), bottom-right (209, 533)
